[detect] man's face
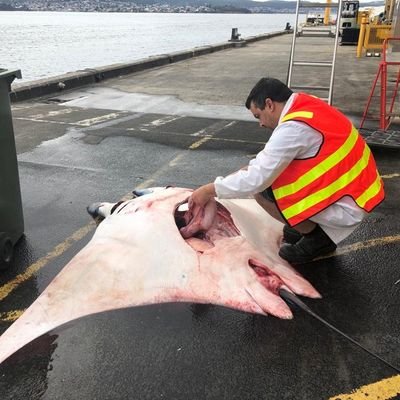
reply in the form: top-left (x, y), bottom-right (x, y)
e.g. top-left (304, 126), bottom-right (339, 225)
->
top-left (249, 99), bottom-right (278, 130)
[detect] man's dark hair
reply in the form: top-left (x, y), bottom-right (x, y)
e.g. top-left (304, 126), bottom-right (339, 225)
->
top-left (245, 78), bottom-right (293, 110)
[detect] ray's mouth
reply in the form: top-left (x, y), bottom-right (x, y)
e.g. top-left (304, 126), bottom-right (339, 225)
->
top-left (174, 200), bottom-right (240, 244)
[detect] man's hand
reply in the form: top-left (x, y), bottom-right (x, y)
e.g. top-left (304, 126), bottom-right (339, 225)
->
top-left (189, 183), bottom-right (217, 209)
top-left (179, 183), bottom-right (217, 239)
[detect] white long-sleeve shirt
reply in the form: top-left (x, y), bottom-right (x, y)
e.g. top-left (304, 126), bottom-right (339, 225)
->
top-left (214, 93), bottom-right (366, 244)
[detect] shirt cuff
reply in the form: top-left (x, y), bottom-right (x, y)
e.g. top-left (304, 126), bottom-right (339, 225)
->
top-left (214, 175), bottom-right (254, 199)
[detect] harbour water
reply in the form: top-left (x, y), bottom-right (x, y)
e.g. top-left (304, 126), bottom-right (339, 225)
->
top-left (0, 11), bottom-right (300, 83)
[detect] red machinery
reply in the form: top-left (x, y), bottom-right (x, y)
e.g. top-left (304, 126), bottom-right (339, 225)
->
top-left (359, 37), bottom-right (400, 147)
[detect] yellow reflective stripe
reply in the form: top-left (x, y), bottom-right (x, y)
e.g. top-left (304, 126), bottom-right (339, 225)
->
top-left (274, 126), bottom-right (359, 200)
top-left (356, 173), bottom-right (382, 207)
top-left (282, 144), bottom-right (371, 220)
top-left (280, 111), bottom-right (314, 123)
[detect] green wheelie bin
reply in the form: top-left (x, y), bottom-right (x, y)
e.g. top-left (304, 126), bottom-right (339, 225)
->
top-left (0, 68), bottom-right (24, 270)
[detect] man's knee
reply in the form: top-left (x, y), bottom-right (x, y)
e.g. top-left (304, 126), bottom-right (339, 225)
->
top-left (259, 187), bottom-right (275, 203)
top-left (254, 188), bottom-right (286, 223)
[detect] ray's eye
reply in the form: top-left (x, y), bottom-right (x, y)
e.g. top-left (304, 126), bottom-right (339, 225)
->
top-left (114, 202), bottom-right (131, 214)
top-left (111, 201), bottom-right (124, 214)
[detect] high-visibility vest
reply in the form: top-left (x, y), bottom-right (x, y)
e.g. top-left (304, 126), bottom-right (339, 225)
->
top-left (271, 93), bottom-right (385, 226)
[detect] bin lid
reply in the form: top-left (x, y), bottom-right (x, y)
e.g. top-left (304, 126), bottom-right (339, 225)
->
top-left (0, 69), bottom-right (22, 80)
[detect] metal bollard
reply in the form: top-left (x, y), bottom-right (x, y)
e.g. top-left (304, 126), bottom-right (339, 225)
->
top-left (357, 16), bottom-right (368, 58)
top-left (230, 28), bottom-right (241, 41)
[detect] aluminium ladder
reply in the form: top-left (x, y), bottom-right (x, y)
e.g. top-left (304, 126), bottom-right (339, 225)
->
top-left (287, 0), bottom-right (343, 105)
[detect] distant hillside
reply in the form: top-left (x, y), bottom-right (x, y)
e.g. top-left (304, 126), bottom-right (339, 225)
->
top-left (0, 2), bottom-right (28, 9)
top-left (99, 0), bottom-right (385, 9)
top-left (129, 0), bottom-right (258, 6)
top-left (0, 0), bottom-right (385, 12)
top-left (125, 0), bottom-right (286, 8)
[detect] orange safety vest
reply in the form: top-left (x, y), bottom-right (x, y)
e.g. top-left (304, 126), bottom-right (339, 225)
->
top-left (271, 93), bottom-right (385, 226)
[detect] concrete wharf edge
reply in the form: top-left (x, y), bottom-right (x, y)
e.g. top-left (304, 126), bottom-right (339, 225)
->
top-left (10, 30), bottom-right (290, 103)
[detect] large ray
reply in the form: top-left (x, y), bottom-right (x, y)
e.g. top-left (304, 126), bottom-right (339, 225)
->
top-left (0, 187), bottom-right (320, 364)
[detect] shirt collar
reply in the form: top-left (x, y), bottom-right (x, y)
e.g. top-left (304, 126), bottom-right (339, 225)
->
top-left (278, 92), bottom-right (297, 124)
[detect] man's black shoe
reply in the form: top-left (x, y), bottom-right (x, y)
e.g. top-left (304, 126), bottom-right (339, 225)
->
top-left (279, 225), bottom-right (337, 264)
top-left (283, 224), bottom-right (303, 244)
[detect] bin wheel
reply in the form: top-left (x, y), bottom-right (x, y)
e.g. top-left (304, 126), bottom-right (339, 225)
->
top-left (0, 238), bottom-right (13, 270)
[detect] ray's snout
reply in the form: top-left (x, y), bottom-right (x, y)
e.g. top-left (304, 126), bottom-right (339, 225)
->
top-left (87, 202), bottom-right (103, 219)
top-left (87, 202), bottom-right (118, 223)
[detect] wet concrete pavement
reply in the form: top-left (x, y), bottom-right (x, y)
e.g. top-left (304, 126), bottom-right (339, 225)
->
top-left (1, 32), bottom-right (400, 399)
